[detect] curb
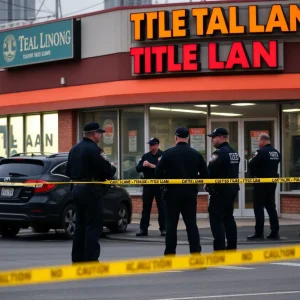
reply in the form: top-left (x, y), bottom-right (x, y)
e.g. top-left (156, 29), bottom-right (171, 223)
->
top-left (104, 234), bottom-right (300, 245)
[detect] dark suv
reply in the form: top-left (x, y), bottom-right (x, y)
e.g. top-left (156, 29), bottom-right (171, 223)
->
top-left (0, 153), bottom-right (132, 238)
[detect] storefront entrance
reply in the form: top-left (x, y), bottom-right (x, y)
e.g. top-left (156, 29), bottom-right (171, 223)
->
top-left (208, 118), bottom-right (279, 217)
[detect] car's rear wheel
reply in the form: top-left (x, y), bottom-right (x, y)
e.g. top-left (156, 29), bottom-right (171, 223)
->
top-left (107, 203), bottom-right (129, 233)
top-left (0, 225), bottom-right (20, 238)
top-left (58, 204), bottom-right (76, 238)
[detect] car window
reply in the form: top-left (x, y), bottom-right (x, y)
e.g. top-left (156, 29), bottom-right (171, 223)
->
top-left (52, 162), bottom-right (68, 177)
top-left (0, 159), bottom-right (46, 177)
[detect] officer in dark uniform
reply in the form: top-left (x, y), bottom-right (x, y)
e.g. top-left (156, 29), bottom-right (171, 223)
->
top-left (247, 133), bottom-right (281, 240)
top-left (156, 127), bottom-right (209, 255)
top-left (136, 137), bottom-right (166, 237)
top-left (205, 128), bottom-right (240, 251)
top-left (66, 122), bottom-right (116, 263)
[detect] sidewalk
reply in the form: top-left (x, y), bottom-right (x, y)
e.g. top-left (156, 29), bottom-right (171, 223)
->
top-left (105, 218), bottom-right (300, 245)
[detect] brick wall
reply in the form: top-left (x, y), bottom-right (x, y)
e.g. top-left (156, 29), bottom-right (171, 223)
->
top-left (58, 110), bottom-right (77, 152)
top-left (281, 195), bottom-right (300, 214)
top-left (132, 195), bottom-right (209, 214)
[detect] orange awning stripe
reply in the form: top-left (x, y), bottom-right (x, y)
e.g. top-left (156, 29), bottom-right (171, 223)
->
top-left (0, 74), bottom-right (300, 114)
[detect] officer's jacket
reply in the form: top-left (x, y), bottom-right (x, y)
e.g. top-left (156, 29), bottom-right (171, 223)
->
top-left (155, 142), bottom-right (209, 188)
top-left (208, 142), bottom-right (240, 193)
top-left (136, 149), bottom-right (163, 179)
top-left (248, 144), bottom-right (281, 178)
top-left (66, 137), bottom-right (116, 181)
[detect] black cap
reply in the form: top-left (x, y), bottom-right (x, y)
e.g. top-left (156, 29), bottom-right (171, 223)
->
top-left (147, 137), bottom-right (160, 145)
top-left (83, 122), bottom-right (106, 133)
top-left (175, 127), bottom-right (189, 138)
top-left (207, 128), bottom-right (229, 137)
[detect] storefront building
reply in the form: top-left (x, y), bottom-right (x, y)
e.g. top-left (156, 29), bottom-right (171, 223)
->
top-left (0, 0), bottom-right (300, 219)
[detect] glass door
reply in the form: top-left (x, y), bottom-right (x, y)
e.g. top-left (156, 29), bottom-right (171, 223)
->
top-left (241, 119), bottom-right (278, 216)
top-left (208, 118), bottom-right (278, 217)
top-left (208, 120), bottom-right (242, 217)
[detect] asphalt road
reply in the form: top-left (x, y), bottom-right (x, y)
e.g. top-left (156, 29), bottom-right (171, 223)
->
top-left (1, 231), bottom-right (300, 300)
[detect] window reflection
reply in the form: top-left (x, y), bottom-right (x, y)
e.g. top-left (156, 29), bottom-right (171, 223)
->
top-left (121, 107), bottom-right (145, 180)
top-left (150, 104), bottom-right (208, 159)
top-left (0, 118), bottom-right (7, 157)
top-left (10, 116), bottom-right (23, 156)
top-left (43, 114), bottom-right (58, 153)
top-left (282, 104), bottom-right (300, 191)
top-left (26, 115), bottom-right (41, 153)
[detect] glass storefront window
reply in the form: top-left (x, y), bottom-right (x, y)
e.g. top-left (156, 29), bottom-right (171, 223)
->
top-left (43, 114), bottom-right (58, 153)
top-left (121, 107), bottom-right (145, 181)
top-left (0, 118), bottom-right (7, 158)
top-left (10, 116), bottom-right (23, 156)
top-left (150, 104), bottom-right (208, 192)
top-left (209, 103), bottom-right (278, 118)
top-left (79, 110), bottom-right (119, 174)
top-left (150, 104), bottom-right (208, 158)
top-left (282, 104), bottom-right (300, 191)
top-left (25, 115), bottom-right (41, 153)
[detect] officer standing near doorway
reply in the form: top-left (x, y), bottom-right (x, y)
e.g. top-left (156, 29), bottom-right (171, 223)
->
top-left (66, 122), bottom-right (116, 263)
top-left (247, 133), bottom-right (281, 240)
top-left (156, 127), bottom-right (209, 255)
top-left (136, 137), bottom-right (166, 237)
top-left (205, 128), bottom-right (240, 251)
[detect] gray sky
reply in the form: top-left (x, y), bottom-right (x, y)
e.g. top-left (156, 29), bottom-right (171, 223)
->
top-left (35, 0), bottom-right (201, 23)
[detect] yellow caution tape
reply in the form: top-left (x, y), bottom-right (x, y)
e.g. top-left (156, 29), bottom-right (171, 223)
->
top-left (0, 245), bottom-right (299, 287)
top-left (0, 177), bottom-right (299, 186)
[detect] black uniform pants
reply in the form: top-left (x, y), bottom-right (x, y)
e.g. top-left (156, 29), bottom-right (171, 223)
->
top-left (253, 184), bottom-right (279, 236)
top-left (71, 184), bottom-right (103, 263)
top-left (140, 186), bottom-right (166, 232)
top-left (208, 192), bottom-right (237, 251)
top-left (164, 187), bottom-right (201, 255)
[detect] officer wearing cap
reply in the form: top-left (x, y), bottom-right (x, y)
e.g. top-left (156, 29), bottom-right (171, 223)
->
top-left (136, 137), bottom-right (166, 237)
top-left (66, 122), bottom-right (116, 263)
top-left (156, 127), bottom-right (209, 255)
top-left (247, 133), bottom-right (281, 240)
top-left (205, 128), bottom-right (240, 251)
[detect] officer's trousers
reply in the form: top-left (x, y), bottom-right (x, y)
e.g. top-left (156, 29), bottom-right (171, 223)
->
top-left (140, 186), bottom-right (166, 232)
top-left (71, 184), bottom-right (103, 263)
top-left (164, 187), bottom-right (201, 255)
top-left (208, 192), bottom-right (237, 251)
top-left (253, 183), bottom-right (279, 236)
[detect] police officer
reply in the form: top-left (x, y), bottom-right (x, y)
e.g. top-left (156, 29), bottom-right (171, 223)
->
top-left (156, 127), bottom-right (209, 255)
top-left (205, 128), bottom-right (240, 251)
top-left (136, 137), bottom-right (166, 237)
top-left (247, 133), bottom-right (281, 240)
top-left (66, 122), bottom-right (116, 263)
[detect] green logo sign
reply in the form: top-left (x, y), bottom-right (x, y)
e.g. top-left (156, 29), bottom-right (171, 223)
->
top-left (0, 19), bottom-right (81, 68)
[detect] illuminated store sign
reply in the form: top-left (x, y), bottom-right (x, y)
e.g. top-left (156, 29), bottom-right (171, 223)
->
top-left (129, 4), bottom-right (291, 75)
top-left (130, 41), bottom-right (278, 74)
top-left (130, 5), bottom-right (300, 41)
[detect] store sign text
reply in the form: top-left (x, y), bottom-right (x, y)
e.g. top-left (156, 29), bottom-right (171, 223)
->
top-left (130, 4), bottom-right (300, 41)
top-left (130, 41), bottom-right (278, 75)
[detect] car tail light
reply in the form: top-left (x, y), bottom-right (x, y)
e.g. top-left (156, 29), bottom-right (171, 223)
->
top-left (24, 180), bottom-right (56, 194)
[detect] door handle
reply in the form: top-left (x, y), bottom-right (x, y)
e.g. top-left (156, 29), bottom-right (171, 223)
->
top-left (244, 159), bottom-right (248, 173)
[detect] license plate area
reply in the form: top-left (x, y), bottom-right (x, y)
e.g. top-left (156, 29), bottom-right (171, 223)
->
top-left (1, 188), bottom-right (14, 197)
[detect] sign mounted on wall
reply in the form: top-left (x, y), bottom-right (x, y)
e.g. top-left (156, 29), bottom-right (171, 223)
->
top-left (129, 3), bottom-right (295, 76)
top-left (130, 4), bottom-right (300, 41)
top-left (130, 40), bottom-right (280, 75)
top-left (0, 18), bottom-right (81, 69)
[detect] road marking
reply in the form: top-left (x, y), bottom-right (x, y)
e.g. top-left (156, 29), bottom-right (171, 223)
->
top-left (151, 290), bottom-right (300, 300)
top-left (214, 266), bottom-right (254, 270)
top-left (271, 262), bottom-right (300, 267)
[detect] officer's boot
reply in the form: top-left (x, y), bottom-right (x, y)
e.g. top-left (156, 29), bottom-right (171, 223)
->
top-left (136, 230), bottom-right (148, 237)
top-left (247, 233), bottom-right (264, 240)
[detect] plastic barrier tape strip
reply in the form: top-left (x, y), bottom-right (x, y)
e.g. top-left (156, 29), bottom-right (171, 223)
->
top-left (0, 245), bottom-right (300, 287)
top-left (0, 177), bottom-right (299, 186)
